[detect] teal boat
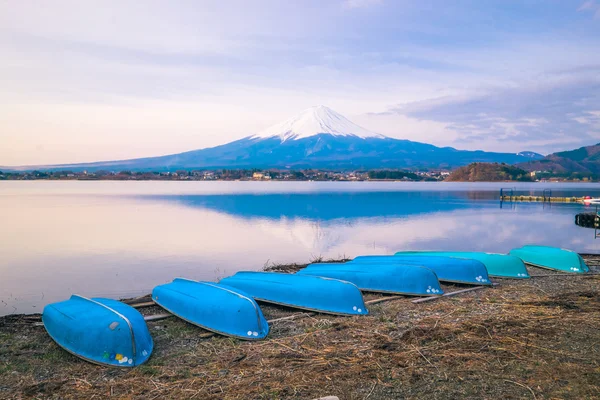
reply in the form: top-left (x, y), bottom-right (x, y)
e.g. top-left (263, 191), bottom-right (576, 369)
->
top-left (297, 263), bottom-right (443, 296)
top-left (393, 251), bottom-right (530, 279)
top-left (152, 278), bottom-right (269, 340)
top-left (351, 255), bottom-right (492, 285)
top-left (42, 295), bottom-right (153, 367)
top-left (220, 272), bottom-right (368, 316)
top-left (509, 245), bottom-right (589, 273)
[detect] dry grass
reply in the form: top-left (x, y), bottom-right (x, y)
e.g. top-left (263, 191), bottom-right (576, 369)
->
top-left (1, 260), bottom-right (599, 399)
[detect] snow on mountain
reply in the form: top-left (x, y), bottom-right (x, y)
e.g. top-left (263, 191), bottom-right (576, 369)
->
top-left (516, 151), bottom-right (544, 159)
top-left (251, 105), bottom-right (386, 142)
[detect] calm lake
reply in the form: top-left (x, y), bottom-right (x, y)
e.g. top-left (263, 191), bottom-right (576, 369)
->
top-left (2, 181), bottom-right (600, 315)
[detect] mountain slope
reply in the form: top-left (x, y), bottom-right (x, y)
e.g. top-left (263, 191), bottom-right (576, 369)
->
top-left (518, 143), bottom-right (600, 174)
top-left (3, 106), bottom-right (544, 172)
top-left (446, 163), bottom-right (533, 182)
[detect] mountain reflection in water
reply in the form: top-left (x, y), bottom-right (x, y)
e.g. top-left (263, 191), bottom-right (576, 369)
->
top-left (1, 181), bottom-right (600, 315)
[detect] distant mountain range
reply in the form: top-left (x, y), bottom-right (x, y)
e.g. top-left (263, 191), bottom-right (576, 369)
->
top-left (518, 143), bottom-right (600, 175)
top-left (4, 105), bottom-right (545, 172)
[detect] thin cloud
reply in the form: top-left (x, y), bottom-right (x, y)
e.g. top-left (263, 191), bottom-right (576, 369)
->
top-left (577, 0), bottom-right (600, 18)
top-left (578, 1), bottom-right (596, 11)
top-left (1, 0), bottom-right (600, 163)
top-left (384, 74), bottom-right (600, 153)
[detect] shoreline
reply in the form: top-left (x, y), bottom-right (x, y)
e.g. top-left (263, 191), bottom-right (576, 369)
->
top-left (1, 258), bottom-right (599, 399)
top-left (1, 178), bottom-right (598, 182)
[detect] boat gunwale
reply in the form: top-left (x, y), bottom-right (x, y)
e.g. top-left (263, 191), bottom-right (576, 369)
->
top-left (488, 273), bottom-right (530, 279)
top-left (520, 260), bottom-right (587, 274)
top-left (435, 278), bottom-right (493, 286)
top-left (252, 297), bottom-right (368, 316)
top-left (358, 289), bottom-right (441, 296)
top-left (41, 334), bottom-right (141, 368)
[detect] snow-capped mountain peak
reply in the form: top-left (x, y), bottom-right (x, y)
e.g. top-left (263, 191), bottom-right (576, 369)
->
top-left (251, 105), bottom-right (386, 142)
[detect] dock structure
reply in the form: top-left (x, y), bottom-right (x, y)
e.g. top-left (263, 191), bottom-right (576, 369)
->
top-left (499, 187), bottom-right (594, 203)
top-left (500, 195), bottom-right (585, 203)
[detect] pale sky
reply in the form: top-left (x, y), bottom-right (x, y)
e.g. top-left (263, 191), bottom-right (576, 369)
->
top-left (1, 0), bottom-right (600, 165)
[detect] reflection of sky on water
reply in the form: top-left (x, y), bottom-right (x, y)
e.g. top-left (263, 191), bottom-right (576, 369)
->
top-left (2, 181), bottom-right (600, 315)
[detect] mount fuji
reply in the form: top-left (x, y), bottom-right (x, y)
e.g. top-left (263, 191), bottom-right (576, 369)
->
top-left (5, 105), bottom-right (542, 171)
top-left (251, 105), bottom-right (385, 142)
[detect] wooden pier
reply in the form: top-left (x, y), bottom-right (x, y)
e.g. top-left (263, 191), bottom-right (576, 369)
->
top-left (500, 195), bottom-right (585, 203)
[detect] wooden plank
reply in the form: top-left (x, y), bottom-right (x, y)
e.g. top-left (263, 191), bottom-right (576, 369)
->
top-left (365, 295), bottom-right (404, 305)
top-left (131, 301), bottom-right (156, 309)
top-left (143, 313), bottom-right (172, 322)
top-left (121, 294), bottom-right (152, 305)
top-left (412, 285), bottom-right (487, 304)
top-left (144, 311), bottom-right (315, 325)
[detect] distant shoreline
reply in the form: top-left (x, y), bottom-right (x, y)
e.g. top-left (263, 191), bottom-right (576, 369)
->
top-left (2, 166), bottom-right (595, 182)
top-left (0, 177), bottom-right (596, 183)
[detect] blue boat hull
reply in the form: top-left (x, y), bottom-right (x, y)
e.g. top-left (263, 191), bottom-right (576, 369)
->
top-left (220, 272), bottom-right (368, 316)
top-left (42, 295), bottom-right (153, 367)
top-left (152, 279), bottom-right (269, 340)
top-left (509, 245), bottom-right (589, 273)
top-left (394, 251), bottom-right (530, 279)
top-left (298, 263), bottom-right (443, 296)
top-left (351, 255), bottom-right (492, 285)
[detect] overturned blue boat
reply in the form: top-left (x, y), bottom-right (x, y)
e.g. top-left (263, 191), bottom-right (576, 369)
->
top-left (42, 295), bottom-right (153, 367)
top-left (152, 278), bottom-right (269, 340)
top-left (298, 263), bottom-right (443, 296)
top-left (220, 272), bottom-right (368, 316)
top-left (351, 255), bottom-right (492, 285)
top-left (509, 245), bottom-right (589, 273)
top-left (394, 251), bottom-right (530, 279)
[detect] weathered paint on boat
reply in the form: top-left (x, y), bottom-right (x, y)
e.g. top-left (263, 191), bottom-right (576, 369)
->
top-left (298, 263), bottom-right (443, 296)
top-left (351, 255), bottom-right (492, 285)
top-left (394, 251), bottom-right (530, 279)
top-left (219, 272), bottom-right (368, 316)
top-left (42, 295), bottom-right (153, 367)
top-left (152, 278), bottom-right (269, 340)
top-left (509, 245), bottom-right (589, 273)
